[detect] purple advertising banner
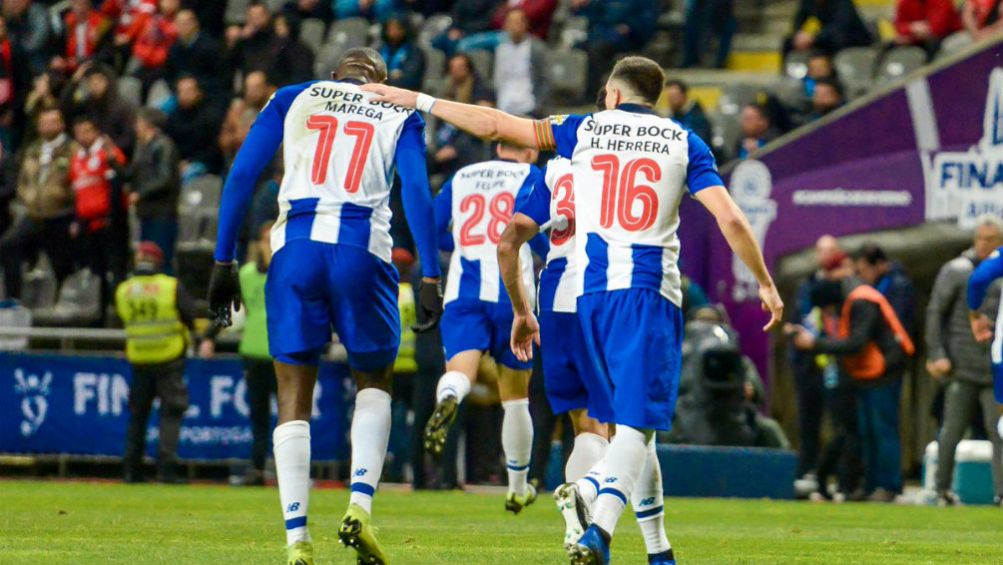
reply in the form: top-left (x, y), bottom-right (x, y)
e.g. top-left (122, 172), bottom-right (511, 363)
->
top-left (679, 40), bottom-right (1003, 381)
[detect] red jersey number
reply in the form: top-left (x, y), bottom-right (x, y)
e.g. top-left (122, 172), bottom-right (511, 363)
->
top-left (306, 116), bottom-right (374, 193)
top-left (458, 193), bottom-right (516, 246)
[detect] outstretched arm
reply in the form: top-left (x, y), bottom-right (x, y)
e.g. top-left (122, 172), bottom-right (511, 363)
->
top-left (696, 186), bottom-right (783, 330)
top-left (968, 247), bottom-right (1003, 343)
top-left (361, 83), bottom-right (541, 148)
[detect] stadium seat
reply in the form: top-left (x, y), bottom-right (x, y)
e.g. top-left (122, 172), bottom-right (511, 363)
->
top-left (772, 79), bottom-right (806, 109)
top-left (326, 17), bottom-right (369, 51)
top-left (546, 48), bottom-right (588, 102)
top-left (20, 259), bottom-right (57, 311)
top-left (266, 0), bottom-right (285, 11)
top-left (225, 0), bottom-right (250, 24)
top-left (315, 43), bottom-right (346, 80)
top-left (300, 18), bottom-right (327, 54)
top-left (876, 46), bottom-right (926, 85)
top-left (938, 31), bottom-right (974, 59)
top-left (179, 175), bottom-right (222, 213)
top-left (710, 112), bottom-right (741, 159)
top-left (466, 49), bottom-right (493, 81)
top-left (418, 14), bottom-right (453, 47)
top-left (834, 47), bottom-right (878, 98)
top-left (717, 83), bottom-right (760, 116)
top-left (31, 269), bottom-right (101, 327)
top-left (145, 79), bottom-right (172, 109)
top-left (560, 15), bottom-right (589, 49)
top-left (117, 76), bottom-right (143, 108)
top-left (422, 47), bottom-right (447, 96)
top-left (784, 51), bottom-right (810, 80)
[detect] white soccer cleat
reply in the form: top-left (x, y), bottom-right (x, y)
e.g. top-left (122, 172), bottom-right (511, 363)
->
top-left (554, 482), bottom-right (592, 551)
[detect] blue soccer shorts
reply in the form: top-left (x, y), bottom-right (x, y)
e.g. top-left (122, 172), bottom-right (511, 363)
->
top-left (539, 309), bottom-right (597, 415)
top-left (439, 298), bottom-right (532, 371)
top-left (266, 239), bottom-right (400, 372)
top-left (576, 288), bottom-right (684, 431)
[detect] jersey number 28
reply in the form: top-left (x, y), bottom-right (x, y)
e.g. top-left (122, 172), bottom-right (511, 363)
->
top-left (459, 193), bottom-right (515, 246)
top-left (307, 115), bottom-right (374, 192)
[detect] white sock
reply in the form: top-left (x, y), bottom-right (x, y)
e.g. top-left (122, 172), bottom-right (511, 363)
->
top-left (576, 458), bottom-right (607, 509)
top-left (591, 425), bottom-right (651, 536)
top-left (348, 388), bottom-right (392, 514)
top-left (632, 438), bottom-right (671, 555)
top-left (501, 398), bottom-right (533, 495)
top-left (274, 420), bottom-right (311, 546)
top-left (436, 370), bottom-right (471, 403)
top-left (566, 432), bottom-right (609, 482)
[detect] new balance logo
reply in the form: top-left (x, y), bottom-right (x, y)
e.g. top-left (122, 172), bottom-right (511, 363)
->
top-left (604, 477), bottom-right (618, 484)
top-left (354, 468), bottom-right (368, 477)
top-left (287, 502), bottom-right (300, 512)
top-left (640, 497), bottom-right (656, 506)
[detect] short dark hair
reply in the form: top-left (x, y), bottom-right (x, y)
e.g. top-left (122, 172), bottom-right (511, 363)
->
top-left (814, 77), bottom-right (844, 98)
top-left (72, 114), bottom-right (98, 129)
top-left (335, 47), bottom-right (388, 84)
top-left (664, 78), bottom-right (688, 93)
top-left (853, 243), bottom-right (888, 265)
top-left (137, 107), bottom-right (167, 130)
top-left (744, 103), bottom-right (770, 122)
top-left (608, 56), bottom-right (665, 106)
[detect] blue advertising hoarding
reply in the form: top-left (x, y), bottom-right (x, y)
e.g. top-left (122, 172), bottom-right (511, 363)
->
top-left (0, 353), bottom-right (352, 461)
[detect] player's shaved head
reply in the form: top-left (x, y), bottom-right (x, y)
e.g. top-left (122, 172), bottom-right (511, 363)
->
top-left (334, 47), bottom-right (388, 84)
top-left (606, 56), bottom-right (665, 106)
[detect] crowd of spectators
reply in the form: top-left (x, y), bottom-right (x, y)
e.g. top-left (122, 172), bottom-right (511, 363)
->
top-left (786, 219), bottom-right (1003, 504)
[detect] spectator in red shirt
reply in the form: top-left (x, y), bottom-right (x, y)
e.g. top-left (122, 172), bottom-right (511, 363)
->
top-left (894, 0), bottom-right (961, 51)
top-left (60, 0), bottom-right (113, 72)
top-left (490, 0), bottom-right (557, 40)
top-left (962, 0), bottom-right (1003, 41)
top-left (129, 0), bottom-right (180, 93)
top-left (70, 114), bottom-right (128, 311)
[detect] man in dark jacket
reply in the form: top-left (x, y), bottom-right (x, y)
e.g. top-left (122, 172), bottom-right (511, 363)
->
top-left (792, 272), bottom-right (914, 502)
top-left (379, 13), bottom-right (426, 91)
top-left (163, 9), bottom-right (224, 95)
top-left (925, 217), bottom-right (1003, 505)
top-left (129, 108), bottom-right (181, 273)
top-left (854, 243), bottom-right (918, 337)
top-left (165, 76), bottom-right (221, 174)
top-left (664, 79), bottom-right (712, 143)
top-left (574, 0), bottom-right (659, 94)
top-left (61, 62), bottom-right (136, 155)
top-left (784, 0), bottom-right (873, 57)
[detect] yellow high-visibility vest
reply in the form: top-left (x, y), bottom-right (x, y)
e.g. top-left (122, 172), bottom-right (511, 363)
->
top-left (394, 282), bottom-right (418, 373)
top-left (115, 274), bottom-right (188, 364)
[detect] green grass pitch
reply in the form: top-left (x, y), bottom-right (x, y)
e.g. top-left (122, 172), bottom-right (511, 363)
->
top-left (2, 480), bottom-right (1003, 564)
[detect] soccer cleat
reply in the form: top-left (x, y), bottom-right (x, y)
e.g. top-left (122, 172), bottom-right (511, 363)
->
top-left (505, 481), bottom-right (537, 515)
top-left (554, 482), bottom-right (591, 550)
top-left (339, 503), bottom-right (388, 565)
top-left (568, 525), bottom-right (611, 565)
top-left (648, 549), bottom-right (676, 564)
top-left (423, 396), bottom-right (459, 457)
top-left (937, 490), bottom-right (960, 507)
top-left (286, 541), bottom-right (314, 565)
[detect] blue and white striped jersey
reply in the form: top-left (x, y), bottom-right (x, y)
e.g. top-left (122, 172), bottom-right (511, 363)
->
top-left (539, 104), bottom-right (723, 307)
top-left (215, 79), bottom-right (440, 278)
top-left (517, 157), bottom-right (578, 313)
top-left (436, 160), bottom-right (541, 305)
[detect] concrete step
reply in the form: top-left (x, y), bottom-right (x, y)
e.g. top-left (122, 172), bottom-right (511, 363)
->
top-left (732, 32), bottom-right (784, 51)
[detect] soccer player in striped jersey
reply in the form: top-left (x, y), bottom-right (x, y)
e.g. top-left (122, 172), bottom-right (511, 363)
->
top-left (207, 48), bottom-right (444, 565)
top-left (425, 143), bottom-right (548, 513)
top-left (499, 152), bottom-right (675, 563)
top-left (362, 56), bottom-right (782, 565)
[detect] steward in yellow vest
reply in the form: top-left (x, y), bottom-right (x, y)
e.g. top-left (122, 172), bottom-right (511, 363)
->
top-left (115, 241), bottom-right (197, 484)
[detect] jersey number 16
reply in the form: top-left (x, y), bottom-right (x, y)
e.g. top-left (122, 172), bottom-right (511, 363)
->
top-left (307, 115), bottom-right (374, 193)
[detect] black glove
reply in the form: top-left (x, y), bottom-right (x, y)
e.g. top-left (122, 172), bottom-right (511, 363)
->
top-left (207, 261), bottom-right (240, 327)
top-left (412, 278), bottom-right (443, 333)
